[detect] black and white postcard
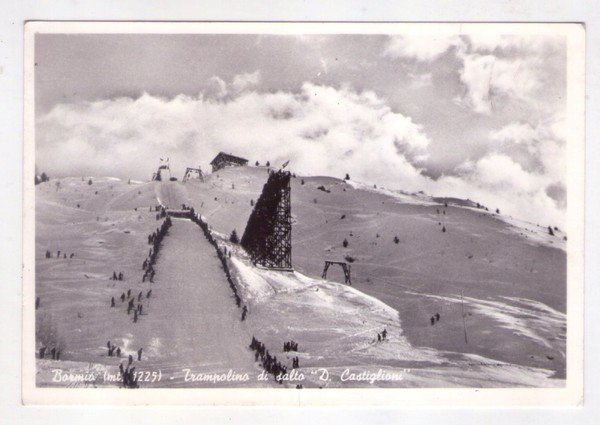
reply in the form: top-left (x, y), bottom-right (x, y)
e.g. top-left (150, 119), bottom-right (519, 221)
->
top-left (22, 22), bottom-right (585, 406)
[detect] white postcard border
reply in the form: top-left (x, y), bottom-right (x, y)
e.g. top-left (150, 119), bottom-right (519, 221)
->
top-left (22, 21), bottom-right (585, 406)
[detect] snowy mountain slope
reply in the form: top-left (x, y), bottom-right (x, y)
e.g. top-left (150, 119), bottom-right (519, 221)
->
top-left (34, 167), bottom-right (566, 387)
top-left (182, 166), bottom-right (567, 380)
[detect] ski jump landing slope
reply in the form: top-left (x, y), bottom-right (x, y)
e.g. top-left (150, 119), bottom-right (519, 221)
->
top-left (34, 176), bottom-right (565, 388)
top-left (129, 218), bottom-right (260, 387)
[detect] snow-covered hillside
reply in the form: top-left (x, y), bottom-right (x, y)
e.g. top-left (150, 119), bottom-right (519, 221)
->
top-left (34, 168), bottom-right (566, 388)
top-left (181, 166), bottom-right (567, 381)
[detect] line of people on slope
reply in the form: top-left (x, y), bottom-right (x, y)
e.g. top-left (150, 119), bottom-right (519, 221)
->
top-left (283, 340), bottom-right (299, 352)
top-left (44, 250), bottom-right (75, 259)
top-left (110, 271), bottom-right (125, 281)
top-left (190, 209), bottom-right (245, 311)
top-left (111, 287), bottom-right (153, 324)
top-left (107, 341), bottom-right (143, 361)
top-left (119, 352), bottom-right (142, 388)
top-left (143, 215), bottom-right (172, 283)
top-left (250, 336), bottom-right (300, 384)
top-left (110, 206), bottom-right (166, 387)
top-left (38, 346), bottom-right (61, 360)
top-left (250, 337), bottom-right (288, 384)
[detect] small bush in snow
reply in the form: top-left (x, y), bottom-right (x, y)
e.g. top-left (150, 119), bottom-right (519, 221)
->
top-left (36, 172), bottom-right (50, 185)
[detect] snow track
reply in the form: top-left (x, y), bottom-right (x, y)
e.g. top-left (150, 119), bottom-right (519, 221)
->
top-left (129, 219), bottom-right (259, 387)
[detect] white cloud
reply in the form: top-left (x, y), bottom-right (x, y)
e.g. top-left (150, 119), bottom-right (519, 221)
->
top-left (490, 119), bottom-right (566, 176)
top-left (205, 76), bottom-right (228, 99)
top-left (490, 122), bottom-right (541, 146)
top-left (429, 118), bottom-right (567, 226)
top-left (36, 77), bottom-right (567, 226)
top-left (408, 72), bottom-right (433, 89)
top-left (231, 71), bottom-right (261, 93)
top-left (382, 34), bottom-right (563, 115)
top-left (456, 53), bottom-right (542, 114)
top-left (472, 153), bottom-right (545, 192)
top-left (468, 34), bottom-right (562, 55)
top-left (202, 71), bottom-right (262, 99)
top-left (454, 35), bottom-right (564, 115)
top-left (432, 152), bottom-right (565, 227)
top-left (37, 83), bottom-right (431, 192)
top-left (383, 35), bottom-right (461, 61)
top-left (319, 58), bottom-right (328, 72)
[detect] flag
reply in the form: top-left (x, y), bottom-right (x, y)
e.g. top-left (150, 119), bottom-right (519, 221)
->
top-left (281, 160), bottom-right (290, 169)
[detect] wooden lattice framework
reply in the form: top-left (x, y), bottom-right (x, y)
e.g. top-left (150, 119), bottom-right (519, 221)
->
top-left (182, 167), bottom-right (204, 182)
top-left (152, 164), bottom-right (170, 181)
top-left (322, 261), bottom-right (352, 285)
top-left (241, 170), bottom-right (292, 270)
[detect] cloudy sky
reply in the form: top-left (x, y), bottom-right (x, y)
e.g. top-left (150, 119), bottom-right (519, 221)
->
top-left (35, 32), bottom-right (567, 226)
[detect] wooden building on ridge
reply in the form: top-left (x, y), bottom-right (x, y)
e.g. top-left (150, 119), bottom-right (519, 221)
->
top-left (210, 152), bottom-right (249, 172)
